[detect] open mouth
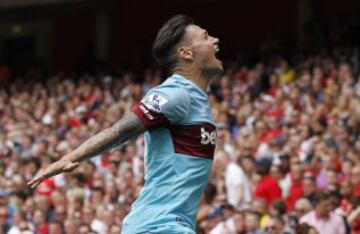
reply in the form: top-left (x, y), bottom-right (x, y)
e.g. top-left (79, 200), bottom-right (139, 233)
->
top-left (214, 46), bottom-right (221, 61)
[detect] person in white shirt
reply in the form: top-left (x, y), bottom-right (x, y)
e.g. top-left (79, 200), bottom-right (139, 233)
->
top-left (217, 151), bottom-right (252, 209)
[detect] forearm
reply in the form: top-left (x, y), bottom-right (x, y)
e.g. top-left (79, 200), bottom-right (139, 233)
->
top-left (28, 112), bottom-right (146, 189)
top-left (62, 112), bottom-right (145, 163)
top-left (348, 208), bottom-right (360, 224)
top-left (234, 186), bottom-right (243, 207)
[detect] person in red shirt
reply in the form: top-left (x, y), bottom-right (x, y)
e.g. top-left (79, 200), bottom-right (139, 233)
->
top-left (351, 166), bottom-right (360, 197)
top-left (262, 116), bottom-right (283, 143)
top-left (286, 162), bottom-right (305, 211)
top-left (35, 178), bottom-right (57, 200)
top-left (254, 158), bottom-right (282, 204)
top-left (33, 209), bottom-right (49, 234)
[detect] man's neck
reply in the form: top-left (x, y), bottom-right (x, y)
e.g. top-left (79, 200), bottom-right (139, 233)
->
top-left (173, 67), bottom-right (209, 92)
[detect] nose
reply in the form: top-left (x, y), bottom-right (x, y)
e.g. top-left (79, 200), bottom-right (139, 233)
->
top-left (212, 36), bottom-right (219, 45)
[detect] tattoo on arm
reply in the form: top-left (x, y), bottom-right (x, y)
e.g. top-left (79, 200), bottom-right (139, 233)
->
top-left (65, 112), bottom-right (145, 162)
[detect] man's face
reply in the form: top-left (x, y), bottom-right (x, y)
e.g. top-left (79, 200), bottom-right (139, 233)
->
top-left (54, 206), bottom-right (66, 222)
top-left (0, 207), bottom-right (7, 225)
top-left (316, 199), bottom-right (331, 218)
top-left (0, 196), bottom-right (7, 206)
top-left (81, 207), bottom-right (94, 224)
top-left (264, 219), bottom-right (282, 234)
top-left (294, 204), bottom-right (308, 218)
top-left (302, 178), bottom-right (316, 196)
top-left (290, 163), bottom-right (303, 180)
top-left (251, 200), bottom-right (266, 214)
top-left (325, 170), bottom-right (337, 187)
top-left (64, 220), bottom-right (78, 234)
top-left (233, 213), bottom-right (246, 232)
top-left (181, 25), bottom-right (223, 76)
top-left (245, 213), bottom-right (260, 231)
top-left (49, 223), bottom-right (63, 234)
top-left (351, 167), bottom-right (360, 186)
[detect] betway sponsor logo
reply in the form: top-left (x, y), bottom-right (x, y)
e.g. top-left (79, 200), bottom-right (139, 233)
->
top-left (201, 127), bottom-right (216, 145)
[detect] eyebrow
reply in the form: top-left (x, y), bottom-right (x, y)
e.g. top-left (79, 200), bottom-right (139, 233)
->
top-left (202, 30), bottom-right (208, 37)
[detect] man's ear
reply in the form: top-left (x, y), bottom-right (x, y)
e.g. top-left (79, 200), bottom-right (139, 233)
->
top-left (177, 47), bottom-right (193, 61)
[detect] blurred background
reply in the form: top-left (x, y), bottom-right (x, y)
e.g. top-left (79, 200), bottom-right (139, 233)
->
top-left (0, 0), bottom-right (359, 75)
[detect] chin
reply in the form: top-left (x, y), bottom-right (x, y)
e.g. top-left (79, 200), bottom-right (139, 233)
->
top-left (200, 58), bottom-right (224, 77)
top-left (202, 66), bottom-right (223, 78)
top-left (217, 60), bottom-right (224, 72)
top-left (214, 60), bottom-right (224, 74)
top-left (215, 57), bottom-right (224, 71)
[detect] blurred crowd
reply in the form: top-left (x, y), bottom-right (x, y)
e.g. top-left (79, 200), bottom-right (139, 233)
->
top-left (0, 46), bottom-right (360, 234)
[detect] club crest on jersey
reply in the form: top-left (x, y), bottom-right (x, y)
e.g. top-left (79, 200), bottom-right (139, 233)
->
top-left (142, 94), bottom-right (168, 113)
top-left (201, 127), bottom-right (216, 145)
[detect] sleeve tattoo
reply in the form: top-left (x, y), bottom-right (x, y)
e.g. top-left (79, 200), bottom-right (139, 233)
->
top-left (66, 112), bottom-right (146, 162)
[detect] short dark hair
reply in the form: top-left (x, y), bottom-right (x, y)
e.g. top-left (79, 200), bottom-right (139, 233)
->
top-left (256, 158), bottom-right (272, 176)
top-left (245, 210), bottom-right (262, 220)
top-left (294, 223), bottom-right (316, 234)
top-left (269, 215), bottom-right (285, 224)
top-left (152, 15), bottom-right (194, 70)
top-left (204, 182), bottom-right (217, 204)
top-left (271, 200), bottom-right (287, 216)
top-left (313, 192), bottom-right (330, 205)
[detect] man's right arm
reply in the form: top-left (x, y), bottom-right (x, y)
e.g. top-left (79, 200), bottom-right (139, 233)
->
top-left (64, 112), bottom-right (145, 162)
top-left (27, 112), bottom-right (145, 188)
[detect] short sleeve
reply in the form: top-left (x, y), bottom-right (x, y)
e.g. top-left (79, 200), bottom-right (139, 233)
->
top-left (132, 85), bottom-right (190, 130)
top-left (226, 164), bottom-right (243, 186)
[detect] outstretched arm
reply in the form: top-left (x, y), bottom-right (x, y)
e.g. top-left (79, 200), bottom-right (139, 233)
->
top-left (27, 112), bottom-right (145, 189)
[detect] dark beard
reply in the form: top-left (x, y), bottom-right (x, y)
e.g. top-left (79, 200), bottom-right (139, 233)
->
top-left (201, 66), bottom-right (224, 78)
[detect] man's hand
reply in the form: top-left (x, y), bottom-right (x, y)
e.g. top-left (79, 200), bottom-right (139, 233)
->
top-left (27, 159), bottom-right (79, 189)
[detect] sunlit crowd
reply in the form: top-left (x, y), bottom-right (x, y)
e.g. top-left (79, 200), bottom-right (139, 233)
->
top-left (0, 46), bottom-right (360, 234)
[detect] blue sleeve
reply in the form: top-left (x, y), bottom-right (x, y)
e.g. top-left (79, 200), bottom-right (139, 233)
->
top-left (132, 85), bottom-right (190, 130)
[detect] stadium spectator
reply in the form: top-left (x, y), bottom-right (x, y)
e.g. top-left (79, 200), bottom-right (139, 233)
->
top-left (253, 158), bottom-right (282, 204)
top-left (216, 150), bottom-right (252, 209)
top-left (263, 215), bottom-right (291, 234)
top-left (0, 44), bottom-right (360, 233)
top-left (294, 223), bottom-right (319, 234)
top-left (245, 210), bottom-right (262, 234)
top-left (300, 192), bottom-right (346, 234)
